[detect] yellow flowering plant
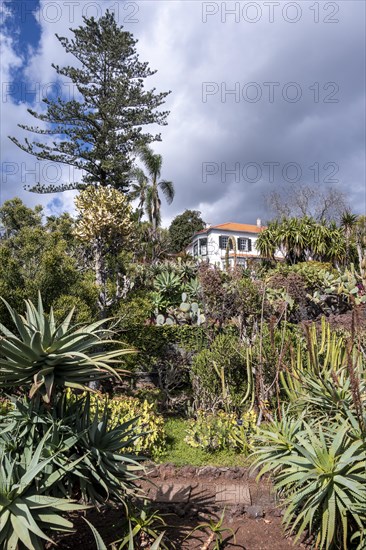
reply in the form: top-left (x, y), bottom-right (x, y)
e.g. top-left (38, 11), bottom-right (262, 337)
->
top-left (66, 390), bottom-right (166, 457)
top-left (185, 410), bottom-right (257, 454)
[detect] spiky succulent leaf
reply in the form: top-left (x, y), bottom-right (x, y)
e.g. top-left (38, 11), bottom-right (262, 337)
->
top-left (0, 296), bottom-right (135, 402)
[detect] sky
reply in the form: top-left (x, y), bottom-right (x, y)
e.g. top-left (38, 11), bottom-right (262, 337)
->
top-left (0, 0), bottom-right (365, 226)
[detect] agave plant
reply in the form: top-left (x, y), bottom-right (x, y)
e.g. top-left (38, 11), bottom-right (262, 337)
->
top-left (62, 394), bottom-right (144, 505)
top-left (0, 294), bottom-right (135, 402)
top-left (253, 417), bottom-right (366, 549)
top-left (0, 432), bottom-right (87, 550)
top-left (0, 394), bottom-right (144, 506)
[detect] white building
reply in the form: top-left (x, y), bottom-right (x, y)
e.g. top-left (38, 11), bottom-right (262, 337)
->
top-left (186, 220), bottom-right (275, 269)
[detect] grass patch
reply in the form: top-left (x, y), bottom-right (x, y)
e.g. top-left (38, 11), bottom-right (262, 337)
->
top-left (157, 418), bottom-right (251, 467)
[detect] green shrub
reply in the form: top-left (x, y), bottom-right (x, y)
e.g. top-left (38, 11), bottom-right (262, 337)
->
top-left (190, 333), bottom-right (249, 412)
top-left (268, 261), bottom-right (335, 292)
top-left (253, 322), bottom-right (366, 549)
top-left (185, 410), bottom-right (257, 454)
top-left (159, 418), bottom-right (250, 467)
top-left (0, 397), bottom-right (12, 416)
top-left (0, 295), bottom-right (134, 403)
top-left (66, 390), bottom-right (166, 458)
top-left (253, 415), bottom-right (366, 549)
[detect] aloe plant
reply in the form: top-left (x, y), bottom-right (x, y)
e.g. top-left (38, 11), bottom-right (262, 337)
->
top-left (0, 394), bottom-right (144, 506)
top-left (186, 509), bottom-right (235, 550)
top-left (0, 294), bottom-right (134, 402)
top-left (114, 500), bottom-right (169, 549)
top-left (0, 432), bottom-right (88, 550)
top-left (253, 416), bottom-right (366, 549)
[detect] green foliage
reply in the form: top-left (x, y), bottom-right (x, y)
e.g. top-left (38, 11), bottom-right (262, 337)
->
top-left (66, 391), bottom-right (166, 458)
top-left (257, 217), bottom-right (346, 265)
top-left (254, 417), bottom-right (366, 549)
top-left (168, 209), bottom-right (205, 253)
top-left (0, 432), bottom-right (88, 550)
top-left (268, 261), bottom-right (335, 291)
top-left (186, 509), bottom-right (235, 550)
top-left (280, 319), bottom-right (365, 420)
top-left (312, 268), bottom-right (366, 314)
top-left (118, 294), bottom-right (154, 328)
top-left (0, 200), bottom-right (97, 323)
top-left (52, 294), bottom-right (96, 325)
top-left (159, 418), bottom-right (250, 467)
top-left (190, 333), bottom-right (249, 411)
top-left (1, 394), bottom-right (143, 507)
top-left (154, 271), bottom-right (182, 302)
top-left (155, 292), bottom-right (205, 326)
top-left (253, 320), bottom-right (366, 549)
top-left (0, 294), bottom-right (133, 402)
top-left (133, 144), bottom-right (175, 232)
top-left (185, 410), bottom-right (257, 454)
top-left (0, 197), bottom-right (43, 237)
top-left (121, 324), bottom-right (207, 373)
top-left (0, 397), bottom-right (12, 416)
top-left (114, 500), bottom-right (169, 549)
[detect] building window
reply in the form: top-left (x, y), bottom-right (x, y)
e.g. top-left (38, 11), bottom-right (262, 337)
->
top-left (199, 238), bottom-right (207, 255)
top-left (219, 236), bottom-right (233, 249)
top-left (237, 237), bottom-right (252, 252)
top-left (193, 242), bottom-right (198, 257)
top-left (237, 257), bottom-right (247, 267)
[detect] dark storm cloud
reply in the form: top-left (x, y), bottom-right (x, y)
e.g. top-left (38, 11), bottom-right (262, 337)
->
top-left (1, 1), bottom-right (365, 224)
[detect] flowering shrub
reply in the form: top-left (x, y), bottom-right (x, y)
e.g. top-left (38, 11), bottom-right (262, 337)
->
top-left (185, 410), bottom-right (257, 454)
top-left (0, 397), bottom-right (12, 416)
top-left (66, 390), bottom-right (166, 457)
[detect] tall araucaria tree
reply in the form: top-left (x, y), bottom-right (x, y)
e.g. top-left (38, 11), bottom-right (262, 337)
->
top-left (9, 11), bottom-right (170, 193)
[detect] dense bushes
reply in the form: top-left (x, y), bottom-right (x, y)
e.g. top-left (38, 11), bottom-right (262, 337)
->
top-left (254, 322), bottom-right (366, 549)
top-left (0, 297), bottom-right (144, 547)
top-left (190, 333), bottom-right (249, 411)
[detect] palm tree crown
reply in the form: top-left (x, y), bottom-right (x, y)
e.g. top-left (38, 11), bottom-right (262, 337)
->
top-left (131, 145), bottom-right (174, 231)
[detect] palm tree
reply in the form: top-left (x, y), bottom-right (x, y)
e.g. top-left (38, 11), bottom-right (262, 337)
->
top-left (129, 168), bottom-right (149, 222)
top-left (341, 210), bottom-right (358, 265)
top-left (135, 145), bottom-right (174, 232)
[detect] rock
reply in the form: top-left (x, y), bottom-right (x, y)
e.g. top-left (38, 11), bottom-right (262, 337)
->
top-left (268, 507), bottom-right (283, 517)
top-left (160, 464), bottom-right (175, 480)
top-left (180, 466), bottom-right (196, 477)
top-left (197, 466), bottom-right (221, 479)
top-left (227, 504), bottom-right (246, 521)
top-left (246, 505), bottom-right (264, 519)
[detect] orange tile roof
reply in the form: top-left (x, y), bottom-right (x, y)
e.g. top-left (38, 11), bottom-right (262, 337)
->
top-left (213, 222), bottom-right (266, 232)
top-left (194, 222), bottom-right (266, 236)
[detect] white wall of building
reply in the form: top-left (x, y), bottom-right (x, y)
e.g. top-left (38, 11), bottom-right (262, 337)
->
top-left (187, 228), bottom-right (264, 269)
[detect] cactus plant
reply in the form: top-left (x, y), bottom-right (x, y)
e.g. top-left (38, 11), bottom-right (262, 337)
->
top-left (154, 293), bottom-right (205, 326)
top-left (311, 268), bottom-right (366, 314)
